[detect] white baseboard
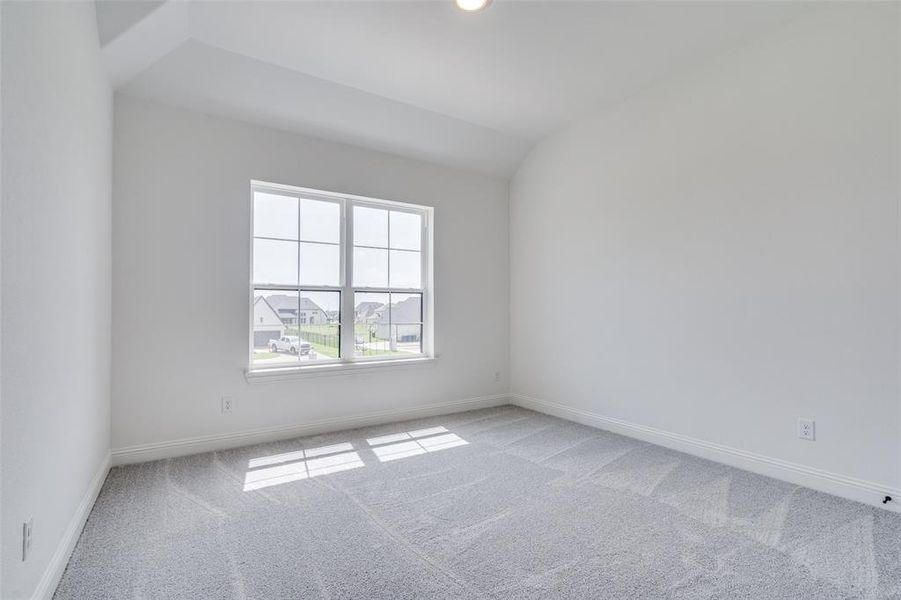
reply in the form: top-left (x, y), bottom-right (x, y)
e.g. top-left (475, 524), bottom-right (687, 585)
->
top-left (112, 394), bottom-right (510, 466)
top-left (32, 452), bottom-right (111, 600)
top-left (512, 393), bottom-right (900, 513)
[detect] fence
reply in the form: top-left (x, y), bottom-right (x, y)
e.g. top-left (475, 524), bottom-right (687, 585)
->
top-left (297, 325), bottom-right (339, 350)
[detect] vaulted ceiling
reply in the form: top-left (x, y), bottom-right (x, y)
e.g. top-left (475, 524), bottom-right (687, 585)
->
top-left (98, 1), bottom-right (815, 177)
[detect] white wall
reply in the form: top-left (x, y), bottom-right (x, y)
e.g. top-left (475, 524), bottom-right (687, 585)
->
top-left (112, 96), bottom-right (508, 453)
top-left (1, 3), bottom-right (112, 598)
top-left (511, 4), bottom-right (900, 492)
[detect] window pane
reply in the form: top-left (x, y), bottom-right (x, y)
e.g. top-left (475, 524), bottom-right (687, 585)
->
top-left (390, 211), bottom-right (421, 250)
top-left (354, 206), bottom-right (388, 247)
top-left (353, 292), bottom-right (422, 357)
top-left (253, 239), bottom-right (298, 285)
top-left (390, 293), bottom-right (422, 323)
top-left (390, 293), bottom-right (423, 355)
top-left (252, 290), bottom-right (300, 369)
top-left (389, 250), bottom-right (421, 288)
top-left (300, 198), bottom-right (340, 244)
top-left (299, 242), bottom-right (339, 286)
top-left (254, 192), bottom-right (298, 240)
top-left (353, 247), bottom-right (388, 287)
top-left (354, 292), bottom-right (390, 357)
top-left (297, 291), bottom-right (341, 361)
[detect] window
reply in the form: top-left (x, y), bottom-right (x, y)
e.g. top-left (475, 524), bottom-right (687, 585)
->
top-left (250, 181), bottom-right (432, 373)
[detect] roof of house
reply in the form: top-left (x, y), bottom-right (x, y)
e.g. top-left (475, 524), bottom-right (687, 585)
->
top-left (375, 296), bottom-right (421, 325)
top-left (354, 301), bottom-right (384, 321)
top-left (264, 294), bottom-right (325, 314)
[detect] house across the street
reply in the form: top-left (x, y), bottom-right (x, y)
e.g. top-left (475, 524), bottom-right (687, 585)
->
top-left (252, 296), bottom-right (285, 347)
top-left (354, 301), bottom-right (383, 324)
top-left (374, 296), bottom-right (422, 343)
top-left (264, 294), bottom-right (328, 326)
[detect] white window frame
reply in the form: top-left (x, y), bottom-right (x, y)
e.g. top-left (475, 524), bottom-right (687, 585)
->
top-left (247, 180), bottom-right (434, 378)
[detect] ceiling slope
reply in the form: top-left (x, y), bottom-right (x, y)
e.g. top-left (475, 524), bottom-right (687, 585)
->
top-left (99, 0), bottom-right (816, 177)
top-left (121, 40), bottom-right (531, 175)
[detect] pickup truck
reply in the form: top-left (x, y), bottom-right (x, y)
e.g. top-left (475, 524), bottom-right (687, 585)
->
top-left (268, 335), bottom-right (311, 355)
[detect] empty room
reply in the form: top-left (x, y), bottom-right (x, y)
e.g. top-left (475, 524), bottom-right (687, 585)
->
top-left (2, 0), bottom-right (900, 598)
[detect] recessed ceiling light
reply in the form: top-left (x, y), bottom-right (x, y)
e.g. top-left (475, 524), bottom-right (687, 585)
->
top-left (455, 0), bottom-right (491, 12)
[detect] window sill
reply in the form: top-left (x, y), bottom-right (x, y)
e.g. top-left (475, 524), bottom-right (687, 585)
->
top-left (245, 356), bottom-right (436, 382)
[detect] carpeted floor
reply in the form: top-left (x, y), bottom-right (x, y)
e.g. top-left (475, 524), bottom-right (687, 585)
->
top-left (55, 405), bottom-right (901, 599)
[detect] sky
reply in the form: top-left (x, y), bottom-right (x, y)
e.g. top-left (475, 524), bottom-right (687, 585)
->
top-left (252, 192), bottom-right (422, 289)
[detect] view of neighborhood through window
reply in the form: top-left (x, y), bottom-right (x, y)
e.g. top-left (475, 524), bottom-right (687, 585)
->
top-left (251, 184), bottom-right (429, 370)
top-left (252, 290), bottom-right (341, 368)
top-left (353, 292), bottom-right (423, 357)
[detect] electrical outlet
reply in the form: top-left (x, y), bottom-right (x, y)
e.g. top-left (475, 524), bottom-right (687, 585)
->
top-left (798, 418), bottom-right (815, 441)
top-left (221, 396), bottom-right (233, 415)
top-left (494, 371), bottom-right (501, 383)
top-left (22, 518), bottom-right (33, 561)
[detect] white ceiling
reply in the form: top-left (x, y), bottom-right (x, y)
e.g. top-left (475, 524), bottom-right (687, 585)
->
top-left (100, 0), bottom-right (816, 177)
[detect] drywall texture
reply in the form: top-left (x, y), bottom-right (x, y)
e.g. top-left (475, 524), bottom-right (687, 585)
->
top-left (1, 2), bottom-right (112, 598)
top-left (112, 96), bottom-right (509, 451)
top-left (510, 5), bottom-right (900, 490)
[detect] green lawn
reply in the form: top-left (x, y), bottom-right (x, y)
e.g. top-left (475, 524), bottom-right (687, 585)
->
top-left (286, 324), bottom-right (376, 334)
top-left (284, 323), bottom-right (416, 359)
top-left (306, 339), bottom-right (396, 358)
top-left (309, 341), bottom-right (339, 359)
